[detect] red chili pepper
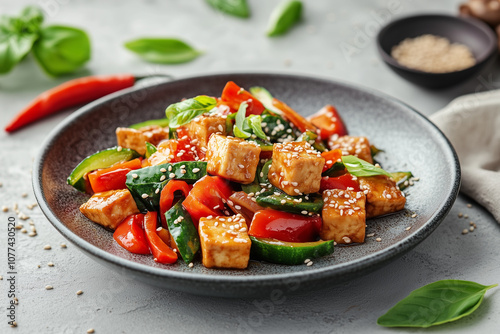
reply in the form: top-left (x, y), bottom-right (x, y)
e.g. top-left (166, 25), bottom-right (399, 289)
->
top-left (159, 180), bottom-right (191, 226)
top-left (320, 173), bottom-right (360, 192)
top-left (220, 81), bottom-right (265, 115)
top-left (271, 98), bottom-right (317, 133)
top-left (88, 158), bottom-right (142, 193)
top-left (143, 211), bottom-right (178, 264)
top-left (113, 214), bottom-right (150, 255)
top-left (4, 73), bottom-right (160, 133)
top-left (308, 105), bottom-right (348, 140)
top-left (321, 149), bottom-right (343, 172)
top-left (248, 209), bottom-right (322, 243)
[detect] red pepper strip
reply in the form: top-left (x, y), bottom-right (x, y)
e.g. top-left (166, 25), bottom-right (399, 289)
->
top-left (220, 81), bottom-right (265, 115)
top-left (321, 149), bottom-right (343, 172)
top-left (320, 173), bottom-right (361, 192)
top-left (183, 195), bottom-right (219, 229)
top-left (271, 98), bottom-right (317, 133)
top-left (113, 214), bottom-right (150, 255)
top-left (88, 158), bottom-right (142, 193)
top-left (308, 105), bottom-right (348, 140)
top-left (248, 209), bottom-right (322, 243)
top-left (143, 211), bottom-right (178, 264)
top-left (159, 180), bottom-right (191, 227)
top-left (5, 74), bottom-right (137, 133)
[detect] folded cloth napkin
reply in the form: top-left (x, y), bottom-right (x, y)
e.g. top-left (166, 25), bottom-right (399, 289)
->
top-left (430, 90), bottom-right (500, 223)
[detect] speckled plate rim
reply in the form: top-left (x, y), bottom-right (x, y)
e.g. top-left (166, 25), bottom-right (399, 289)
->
top-left (33, 72), bottom-right (461, 287)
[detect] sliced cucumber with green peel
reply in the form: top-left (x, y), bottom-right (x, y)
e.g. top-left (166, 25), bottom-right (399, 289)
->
top-left (391, 171), bottom-right (413, 190)
top-left (67, 146), bottom-right (140, 192)
top-left (322, 162), bottom-right (345, 177)
top-left (145, 142), bottom-right (157, 159)
top-left (258, 159), bottom-right (273, 184)
top-left (165, 199), bottom-right (200, 265)
top-left (128, 118), bottom-right (169, 129)
top-left (250, 237), bottom-right (334, 265)
top-left (256, 190), bottom-right (323, 214)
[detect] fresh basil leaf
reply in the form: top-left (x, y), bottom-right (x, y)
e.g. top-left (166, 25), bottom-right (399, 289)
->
top-left (249, 86), bottom-right (283, 115)
top-left (234, 125), bottom-right (251, 139)
top-left (32, 25), bottom-right (90, 76)
top-left (267, 0), bottom-right (302, 37)
top-left (19, 6), bottom-right (44, 31)
top-left (377, 280), bottom-right (497, 328)
top-left (341, 155), bottom-right (391, 177)
top-left (248, 115), bottom-right (267, 140)
top-left (206, 0), bottom-right (250, 18)
top-left (124, 38), bottom-right (201, 64)
top-left (165, 95), bottom-right (217, 128)
top-left (234, 101), bottom-right (251, 138)
top-left (0, 18), bottom-right (38, 74)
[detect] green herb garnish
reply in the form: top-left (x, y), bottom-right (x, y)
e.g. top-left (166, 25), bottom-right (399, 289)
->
top-left (124, 38), bottom-right (202, 64)
top-left (266, 0), bottom-right (302, 37)
top-left (377, 280), bottom-right (497, 328)
top-left (341, 155), bottom-right (391, 177)
top-left (234, 101), bottom-right (251, 138)
top-left (165, 95), bottom-right (217, 129)
top-left (206, 0), bottom-right (250, 18)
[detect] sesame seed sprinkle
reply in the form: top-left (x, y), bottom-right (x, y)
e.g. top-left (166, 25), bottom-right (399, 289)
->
top-left (306, 261), bottom-right (313, 266)
top-left (44, 245), bottom-right (52, 250)
top-left (141, 193), bottom-right (149, 199)
top-left (188, 262), bottom-right (194, 268)
top-left (405, 226), bottom-right (411, 231)
top-left (87, 329), bottom-right (95, 334)
top-left (462, 229), bottom-right (469, 235)
top-left (169, 173), bottom-right (176, 178)
top-left (132, 173), bottom-right (138, 179)
top-left (160, 168), bottom-right (167, 173)
top-left (467, 203), bottom-right (472, 208)
top-left (77, 290), bottom-right (83, 295)
top-left (375, 238), bottom-right (382, 242)
top-left (61, 243), bottom-right (67, 248)
top-left (45, 285), bottom-right (53, 290)
top-left (160, 175), bottom-right (166, 181)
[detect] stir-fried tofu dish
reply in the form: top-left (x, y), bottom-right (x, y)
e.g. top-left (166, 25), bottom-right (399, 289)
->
top-left (67, 81), bottom-right (414, 269)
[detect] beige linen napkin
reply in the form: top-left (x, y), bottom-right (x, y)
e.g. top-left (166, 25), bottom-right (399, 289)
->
top-left (430, 90), bottom-right (500, 223)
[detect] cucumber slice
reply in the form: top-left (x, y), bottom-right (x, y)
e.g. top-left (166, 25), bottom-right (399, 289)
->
top-left (126, 161), bottom-right (207, 211)
top-left (322, 162), bottom-right (346, 177)
top-left (256, 190), bottom-right (323, 214)
top-left (165, 199), bottom-right (200, 265)
top-left (391, 171), bottom-right (413, 190)
top-left (258, 159), bottom-right (273, 184)
top-left (250, 237), bottom-right (334, 265)
top-left (145, 142), bottom-right (157, 159)
top-left (296, 130), bottom-right (327, 152)
top-left (128, 118), bottom-right (169, 129)
top-left (67, 146), bottom-right (140, 192)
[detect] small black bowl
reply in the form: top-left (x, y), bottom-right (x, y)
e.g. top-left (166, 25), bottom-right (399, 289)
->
top-left (377, 14), bottom-right (497, 89)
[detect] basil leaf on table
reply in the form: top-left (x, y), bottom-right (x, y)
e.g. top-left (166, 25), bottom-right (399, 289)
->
top-left (206, 0), bottom-right (250, 18)
top-left (124, 38), bottom-right (202, 64)
top-left (267, 0), bottom-right (303, 37)
top-left (341, 155), bottom-right (392, 177)
top-left (19, 6), bottom-right (44, 29)
top-left (0, 18), bottom-right (39, 74)
top-left (32, 25), bottom-right (91, 76)
top-left (165, 95), bottom-right (217, 128)
top-left (377, 280), bottom-right (497, 328)
top-left (234, 101), bottom-right (251, 138)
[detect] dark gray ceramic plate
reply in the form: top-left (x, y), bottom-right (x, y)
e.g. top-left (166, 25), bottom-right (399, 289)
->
top-left (33, 73), bottom-right (460, 298)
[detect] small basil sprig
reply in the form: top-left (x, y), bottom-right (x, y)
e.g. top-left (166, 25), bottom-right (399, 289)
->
top-left (341, 155), bottom-right (392, 177)
top-left (377, 280), bottom-right (497, 328)
top-left (124, 38), bottom-right (201, 64)
top-left (165, 95), bottom-right (217, 128)
top-left (233, 102), bottom-right (267, 140)
top-left (206, 0), bottom-right (250, 18)
top-left (234, 102), bottom-right (251, 138)
top-left (266, 0), bottom-right (303, 37)
top-left (0, 6), bottom-right (90, 76)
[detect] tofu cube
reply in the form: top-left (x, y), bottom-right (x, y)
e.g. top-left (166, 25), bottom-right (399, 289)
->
top-left (268, 141), bottom-right (325, 195)
top-left (328, 136), bottom-right (373, 163)
top-left (79, 189), bottom-right (139, 230)
top-left (320, 189), bottom-right (366, 244)
top-left (206, 134), bottom-right (261, 184)
top-left (185, 114), bottom-right (226, 149)
top-left (198, 214), bottom-right (251, 269)
top-left (358, 175), bottom-right (406, 218)
top-left (116, 125), bottom-right (169, 155)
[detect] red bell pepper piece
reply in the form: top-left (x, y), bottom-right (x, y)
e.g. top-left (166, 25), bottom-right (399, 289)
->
top-left (320, 173), bottom-right (360, 192)
top-left (321, 149), bottom-right (343, 172)
top-left (88, 158), bottom-right (142, 193)
top-left (113, 214), bottom-right (150, 255)
top-left (159, 180), bottom-right (191, 226)
top-left (220, 81), bottom-right (265, 115)
top-left (271, 98), bottom-right (317, 133)
top-left (248, 209), bottom-right (322, 243)
top-left (143, 211), bottom-right (178, 264)
top-left (308, 105), bottom-right (348, 140)
top-left (183, 176), bottom-right (233, 226)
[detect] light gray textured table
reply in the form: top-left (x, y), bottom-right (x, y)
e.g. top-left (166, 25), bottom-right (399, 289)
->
top-left (1, 0), bottom-right (499, 333)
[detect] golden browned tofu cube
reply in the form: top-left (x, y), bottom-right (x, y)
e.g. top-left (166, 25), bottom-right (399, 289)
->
top-left (198, 214), bottom-right (251, 269)
top-left (268, 142), bottom-right (325, 195)
top-left (116, 125), bottom-right (169, 155)
top-left (328, 136), bottom-right (373, 163)
top-left (320, 189), bottom-right (366, 244)
top-left (185, 114), bottom-right (226, 149)
top-left (79, 189), bottom-right (139, 230)
top-left (206, 134), bottom-right (261, 184)
top-left (358, 175), bottom-right (406, 218)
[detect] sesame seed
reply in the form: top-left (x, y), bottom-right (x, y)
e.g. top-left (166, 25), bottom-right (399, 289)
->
top-left (192, 168), bottom-right (200, 173)
top-left (155, 188), bottom-right (160, 194)
top-left (301, 210), bottom-right (308, 215)
top-left (342, 236), bottom-right (351, 243)
top-left (181, 170), bottom-right (187, 174)
top-left (60, 243), bottom-right (67, 248)
top-left (160, 167), bottom-right (167, 173)
top-left (48, 262), bottom-right (54, 267)
top-left (21, 228), bottom-right (27, 233)
top-left (375, 238), bottom-right (382, 242)
top-left (169, 173), bottom-right (176, 178)
top-left (77, 290), bottom-right (83, 295)
top-left (44, 245), bottom-right (52, 250)
top-left (21, 192), bottom-right (28, 198)
top-left (188, 262), bottom-right (194, 268)
top-left (462, 229), bottom-right (469, 235)
top-left (467, 203), bottom-right (472, 208)
top-left (141, 193), bottom-right (149, 199)
top-left (280, 200), bottom-right (286, 204)
top-left (458, 213), bottom-right (463, 218)
top-left (234, 205), bottom-right (242, 210)
top-left (469, 226), bottom-right (475, 232)
top-left (366, 233), bottom-right (375, 237)
top-left (29, 232), bottom-right (37, 237)
top-left (411, 213), bottom-right (417, 218)
top-left (304, 259), bottom-right (311, 263)
top-left (160, 175), bottom-right (166, 181)
top-left (464, 214), bottom-right (469, 219)
top-left (156, 227), bottom-right (162, 232)
top-left (15, 224), bottom-right (23, 230)
top-left (294, 189), bottom-right (300, 194)
top-left (238, 164), bottom-right (245, 169)
top-left (45, 285), bottom-right (53, 290)
top-left (117, 146), bottom-right (122, 152)
top-left (132, 173), bottom-right (138, 179)
top-left (405, 226), bottom-right (411, 231)
top-left (306, 261), bottom-right (313, 266)
top-left (10, 321), bottom-right (17, 328)
top-left (87, 329), bottom-right (95, 334)
top-left (1, 205), bottom-right (8, 212)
